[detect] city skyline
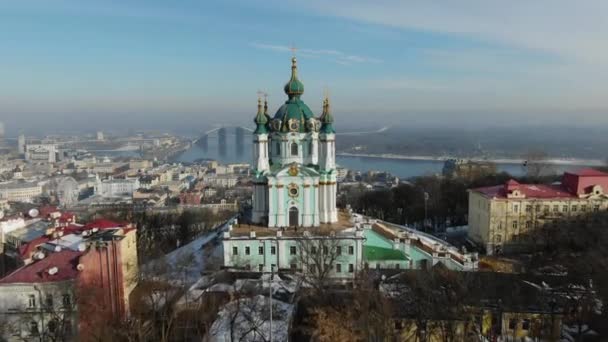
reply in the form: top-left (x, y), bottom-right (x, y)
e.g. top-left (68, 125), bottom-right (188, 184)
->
top-left (1, 0), bottom-right (608, 131)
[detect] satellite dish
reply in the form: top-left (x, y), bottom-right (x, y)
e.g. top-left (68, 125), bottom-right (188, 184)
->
top-left (28, 208), bottom-right (39, 218)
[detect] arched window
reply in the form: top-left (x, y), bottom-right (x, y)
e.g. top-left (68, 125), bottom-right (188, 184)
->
top-left (308, 140), bottom-right (313, 156)
top-left (291, 142), bottom-right (298, 156)
top-left (276, 142), bottom-right (281, 155)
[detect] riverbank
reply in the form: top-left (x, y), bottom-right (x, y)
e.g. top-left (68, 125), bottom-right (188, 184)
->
top-left (336, 152), bottom-right (605, 167)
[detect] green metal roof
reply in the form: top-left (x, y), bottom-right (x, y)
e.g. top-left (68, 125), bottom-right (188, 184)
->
top-left (284, 57), bottom-right (304, 97)
top-left (273, 97), bottom-right (315, 133)
top-left (363, 246), bottom-right (409, 261)
top-left (253, 98), bottom-right (269, 134)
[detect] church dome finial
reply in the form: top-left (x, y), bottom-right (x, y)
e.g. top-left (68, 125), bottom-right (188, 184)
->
top-left (320, 96), bottom-right (335, 134)
top-left (284, 57), bottom-right (304, 97)
top-left (254, 96), bottom-right (269, 134)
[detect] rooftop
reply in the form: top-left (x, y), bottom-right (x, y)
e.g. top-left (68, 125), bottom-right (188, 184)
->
top-left (473, 183), bottom-right (576, 199)
top-left (230, 211), bottom-right (354, 238)
top-left (0, 250), bottom-right (82, 284)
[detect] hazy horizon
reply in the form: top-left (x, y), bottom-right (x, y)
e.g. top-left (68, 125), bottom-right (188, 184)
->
top-left (2, 0), bottom-right (608, 132)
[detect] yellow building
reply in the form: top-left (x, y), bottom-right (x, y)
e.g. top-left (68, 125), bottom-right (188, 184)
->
top-left (468, 169), bottom-right (608, 254)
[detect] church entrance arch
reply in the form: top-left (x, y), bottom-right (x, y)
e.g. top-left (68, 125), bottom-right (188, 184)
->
top-left (289, 207), bottom-right (299, 227)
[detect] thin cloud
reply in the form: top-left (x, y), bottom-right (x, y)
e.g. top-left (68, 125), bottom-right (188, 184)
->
top-left (250, 42), bottom-right (383, 65)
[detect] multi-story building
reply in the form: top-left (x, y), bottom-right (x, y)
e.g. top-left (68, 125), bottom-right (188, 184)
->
top-left (0, 219), bottom-right (138, 341)
top-left (0, 182), bottom-right (43, 202)
top-left (468, 168), bottom-right (608, 254)
top-left (94, 177), bottom-right (139, 198)
top-left (25, 144), bottom-right (57, 163)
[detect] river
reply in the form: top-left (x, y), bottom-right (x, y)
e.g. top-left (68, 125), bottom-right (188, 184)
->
top-left (173, 140), bottom-right (590, 179)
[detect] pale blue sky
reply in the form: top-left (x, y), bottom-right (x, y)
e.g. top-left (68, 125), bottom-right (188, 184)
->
top-left (1, 0), bottom-right (607, 131)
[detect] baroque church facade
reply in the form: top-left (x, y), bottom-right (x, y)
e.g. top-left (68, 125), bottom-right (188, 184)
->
top-left (251, 57), bottom-right (338, 228)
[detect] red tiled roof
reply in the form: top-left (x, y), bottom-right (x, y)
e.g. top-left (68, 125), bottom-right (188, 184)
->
top-left (473, 184), bottom-right (576, 199)
top-left (82, 219), bottom-right (125, 230)
top-left (38, 205), bottom-right (59, 217)
top-left (19, 235), bottom-right (52, 259)
top-left (0, 250), bottom-right (82, 284)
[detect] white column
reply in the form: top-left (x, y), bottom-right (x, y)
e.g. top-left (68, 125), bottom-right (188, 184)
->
top-left (277, 185), bottom-right (285, 227)
top-left (303, 183), bottom-right (311, 226)
top-left (311, 135), bottom-right (318, 165)
top-left (268, 186), bottom-right (276, 227)
top-left (330, 183), bottom-right (338, 222)
top-left (319, 184), bottom-right (326, 223)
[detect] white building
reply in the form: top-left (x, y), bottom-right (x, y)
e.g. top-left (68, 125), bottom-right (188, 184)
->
top-left (94, 177), bottom-right (139, 197)
top-left (0, 182), bottom-right (43, 202)
top-left (25, 144), bottom-right (57, 163)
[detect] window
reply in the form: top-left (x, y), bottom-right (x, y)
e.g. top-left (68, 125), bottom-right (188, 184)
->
top-left (258, 264), bottom-right (264, 272)
top-left (496, 234), bottom-right (502, 243)
top-left (336, 246), bottom-right (342, 255)
top-left (29, 321), bottom-right (39, 336)
top-left (323, 246), bottom-right (328, 254)
top-left (525, 205), bottom-right (532, 213)
top-left (544, 205), bottom-right (549, 212)
top-left (271, 246), bottom-right (276, 255)
top-left (525, 221), bottom-right (532, 229)
top-left (522, 319), bottom-right (530, 330)
top-left (535, 204), bottom-right (541, 212)
top-left (62, 294), bottom-right (71, 307)
top-left (291, 142), bottom-right (298, 156)
top-left (336, 264), bottom-right (342, 273)
top-left (290, 263), bottom-right (297, 270)
top-left (513, 204), bottom-right (519, 213)
top-left (258, 246), bottom-right (264, 255)
top-left (308, 141), bottom-right (313, 156)
top-left (508, 319), bottom-right (517, 330)
top-left (28, 295), bottom-right (36, 308)
top-left (276, 142), bottom-right (281, 155)
top-left (395, 263), bottom-right (400, 269)
top-left (348, 264), bottom-right (354, 273)
top-left (594, 205), bottom-right (600, 212)
top-left (45, 294), bottom-right (53, 307)
top-left (553, 205), bottom-right (559, 212)
top-left (571, 205), bottom-right (578, 212)
top-left (563, 205), bottom-right (568, 212)
top-left (311, 246), bottom-right (317, 254)
top-left (290, 246), bottom-right (296, 255)
top-left (271, 264), bottom-right (276, 271)
top-left (512, 221), bottom-right (518, 229)
top-left (309, 264), bottom-right (316, 273)
top-left (348, 246), bottom-right (354, 255)
top-left (245, 246), bottom-right (250, 255)
top-left (581, 205), bottom-right (587, 212)
top-left (232, 246), bottom-right (238, 256)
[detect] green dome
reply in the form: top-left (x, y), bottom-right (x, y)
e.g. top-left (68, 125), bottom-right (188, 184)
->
top-left (284, 57), bottom-right (304, 97)
top-left (273, 97), bottom-right (314, 133)
top-left (253, 98), bottom-right (269, 134)
top-left (319, 97), bottom-right (336, 134)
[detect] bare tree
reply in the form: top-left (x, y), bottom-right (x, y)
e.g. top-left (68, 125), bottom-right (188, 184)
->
top-left (293, 236), bottom-right (343, 295)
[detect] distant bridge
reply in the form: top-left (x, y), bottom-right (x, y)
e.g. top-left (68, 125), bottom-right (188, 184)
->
top-left (192, 125), bottom-right (389, 145)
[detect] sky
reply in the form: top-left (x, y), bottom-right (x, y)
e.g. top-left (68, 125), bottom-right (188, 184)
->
top-left (1, 0), bottom-right (607, 133)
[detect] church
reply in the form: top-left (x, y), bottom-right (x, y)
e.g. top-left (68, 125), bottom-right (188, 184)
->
top-left (251, 57), bottom-right (338, 228)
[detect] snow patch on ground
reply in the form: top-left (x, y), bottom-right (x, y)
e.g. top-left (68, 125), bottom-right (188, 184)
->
top-left (207, 294), bottom-right (294, 342)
